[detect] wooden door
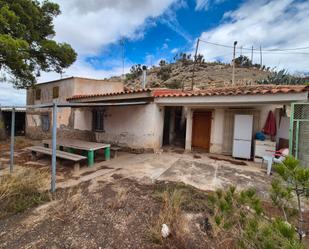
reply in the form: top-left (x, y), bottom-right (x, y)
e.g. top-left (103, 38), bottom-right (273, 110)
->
top-left (192, 111), bottom-right (212, 151)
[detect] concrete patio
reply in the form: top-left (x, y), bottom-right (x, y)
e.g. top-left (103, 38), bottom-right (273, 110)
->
top-left (57, 151), bottom-right (272, 198)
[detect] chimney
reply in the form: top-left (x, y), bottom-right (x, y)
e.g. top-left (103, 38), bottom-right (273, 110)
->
top-left (141, 65), bottom-right (147, 88)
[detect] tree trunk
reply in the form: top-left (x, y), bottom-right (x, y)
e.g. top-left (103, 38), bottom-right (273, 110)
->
top-left (296, 193), bottom-right (303, 241)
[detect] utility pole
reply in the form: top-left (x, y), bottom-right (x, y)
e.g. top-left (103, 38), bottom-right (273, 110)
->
top-left (240, 46), bottom-right (243, 56)
top-left (232, 41), bottom-right (237, 85)
top-left (191, 38), bottom-right (200, 90)
top-left (121, 39), bottom-right (125, 80)
top-left (251, 46), bottom-right (253, 63)
top-left (260, 45), bottom-right (262, 69)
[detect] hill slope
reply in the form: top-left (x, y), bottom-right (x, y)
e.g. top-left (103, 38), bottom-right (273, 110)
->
top-left (121, 61), bottom-right (271, 89)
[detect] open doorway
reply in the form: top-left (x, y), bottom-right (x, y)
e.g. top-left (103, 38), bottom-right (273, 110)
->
top-left (162, 107), bottom-right (186, 148)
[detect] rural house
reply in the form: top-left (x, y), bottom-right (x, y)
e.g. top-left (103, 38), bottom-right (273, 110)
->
top-left (67, 85), bottom-right (308, 163)
top-left (26, 77), bottom-right (124, 139)
top-left (26, 80), bottom-right (309, 165)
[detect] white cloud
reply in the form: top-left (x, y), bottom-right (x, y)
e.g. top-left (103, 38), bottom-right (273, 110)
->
top-left (39, 59), bottom-right (132, 83)
top-left (162, 43), bottom-right (169, 50)
top-left (195, 0), bottom-right (210, 11)
top-left (159, 1), bottom-right (191, 42)
top-left (53, 0), bottom-right (178, 55)
top-left (0, 83), bottom-right (26, 106)
top-left (171, 48), bottom-right (179, 53)
top-left (198, 0), bottom-right (309, 73)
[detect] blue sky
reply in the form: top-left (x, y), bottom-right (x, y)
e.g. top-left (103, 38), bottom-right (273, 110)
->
top-left (1, 0), bottom-right (309, 105)
top-left (84, 0), bottom-right (244, 70)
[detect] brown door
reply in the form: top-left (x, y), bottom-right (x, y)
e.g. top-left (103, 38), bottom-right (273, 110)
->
top-left (192, 111), bottom-right (212, 151)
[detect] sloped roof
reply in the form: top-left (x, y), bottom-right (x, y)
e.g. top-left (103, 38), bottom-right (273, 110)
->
top-left (67, 85), bottom-right (308, 101)
top-left (67, 88), bottom-right (152, 101)
top-left (152, 85), bottom-right (308, 97)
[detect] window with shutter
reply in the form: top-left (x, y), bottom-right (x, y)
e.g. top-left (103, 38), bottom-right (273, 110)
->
top-left (35, 89), bottom-right (41, 100)
top-left (41, 114), bottom-right (50, 132)
top-left (92, 109), bottom-right (105, 132)
top-left (53, 86), bottom-right (59, 99)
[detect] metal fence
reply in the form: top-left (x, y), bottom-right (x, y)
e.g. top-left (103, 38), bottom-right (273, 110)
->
top-left (289, 102), bottom-right (309, 167)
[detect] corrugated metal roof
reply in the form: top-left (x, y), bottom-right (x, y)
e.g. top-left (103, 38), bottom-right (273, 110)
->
top-left (67, 85), bottom-right (308, 101)
top-left (0, 108), bottom-right (26, 112)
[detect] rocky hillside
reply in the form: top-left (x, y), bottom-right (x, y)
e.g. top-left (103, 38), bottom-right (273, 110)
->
top-left (120, 61), bottom-right (271, 90)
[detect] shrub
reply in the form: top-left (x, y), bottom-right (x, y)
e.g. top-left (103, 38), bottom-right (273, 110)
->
top-left (209, 185), bottom-right (305, 248)
top-left (234, 55), bottom-right (252, 67)
top-left (147, 188), bottom-right (190, 248)
top-left (157, 65), bottom-right (172, 81)
top-left (166, 79), bottom-right (182, 89)
top-left (257, 69), bottom-right (307, 85)
top-left (125, 64), bottom-right (147, 81)
top-left (173, 52), bottom-right (193, 66)
top-left (273, 156), bottom-right (309, 241)
top-left (0, 168), bottom-right (50, 217)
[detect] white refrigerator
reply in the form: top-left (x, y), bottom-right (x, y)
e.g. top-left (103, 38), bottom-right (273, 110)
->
top-left (232, 114), bottom-right (253, 159)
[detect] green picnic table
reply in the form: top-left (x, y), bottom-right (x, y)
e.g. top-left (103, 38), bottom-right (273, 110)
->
top-left (42, 138), bottom-right (110, 166)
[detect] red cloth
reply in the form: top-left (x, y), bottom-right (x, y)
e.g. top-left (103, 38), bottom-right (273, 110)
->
top-left (263, 111), bottom-right (277, 136)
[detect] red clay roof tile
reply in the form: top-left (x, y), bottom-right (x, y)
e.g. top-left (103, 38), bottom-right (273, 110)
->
top-left (67, 85), bottom-right (308, 101)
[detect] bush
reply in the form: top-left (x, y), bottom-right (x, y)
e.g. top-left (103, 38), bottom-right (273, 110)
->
top-left (173, 52), bottom-right (193, 66)
top-left (210, 186), bottom-right (305, 249)
top-left (257, 69), bottom-right (308, 85)
top-left (0, 168), bottom-right (50, 217)
top-left (125, 64), bottom-right (147, 81)
top-left (234, 55), bottom-right (252, 67)
top-left (157, 65), bottom-right (172, 81)
top-left (147, 188), bottom-right (190, 248)
top-left (166, 79), bottom-right (182, 89)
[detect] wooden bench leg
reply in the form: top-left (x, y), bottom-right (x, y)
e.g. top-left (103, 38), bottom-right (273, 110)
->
top-left (73, 162), bottom-right (80, 173)
top-left (114, 150), bottom-right (118, 159)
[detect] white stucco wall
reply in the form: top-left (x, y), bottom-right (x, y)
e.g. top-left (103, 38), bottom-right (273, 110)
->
top-left (186, 105), bottom-right (282, 154)
top-left (74, 103), bottom-right (164, 151)
top-left (210, 108), bottom-right (224, 154)
top-left (73, 79), bottom-right (123, 96)
top-left (73, 108), bottom-right (92, 131)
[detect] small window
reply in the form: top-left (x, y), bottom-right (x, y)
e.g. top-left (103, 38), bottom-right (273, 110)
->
top-left (53, 86), bottom-right (59, 99)
top-left (92, 109), bottom-right (105, 132)
top-left (35, 89), bottom-right (41, 100)
top-left (41, 114), bottom-right (50, 132)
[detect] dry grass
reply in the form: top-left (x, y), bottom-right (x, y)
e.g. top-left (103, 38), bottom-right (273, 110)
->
top-left (154, 182), bottom-right (211, 213)
top-left (110, 187), bottom-right (129, 209)
top-left (0, 167), bottom-right (50, 217)
top-left (147, 188), bottom-right (191, 249)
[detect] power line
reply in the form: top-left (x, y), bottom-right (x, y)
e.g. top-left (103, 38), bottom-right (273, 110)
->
top-left (198, 39), bottom-right (309, 54)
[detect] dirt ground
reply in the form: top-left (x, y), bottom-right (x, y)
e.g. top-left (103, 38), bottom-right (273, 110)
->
top-left (0, 138), bottom-right (308, 248)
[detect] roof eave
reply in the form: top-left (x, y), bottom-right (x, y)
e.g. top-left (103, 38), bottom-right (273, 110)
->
top-left (155, 91), bottom-right (308, 106)
top-left (68, 91), bottom-right (153, 103)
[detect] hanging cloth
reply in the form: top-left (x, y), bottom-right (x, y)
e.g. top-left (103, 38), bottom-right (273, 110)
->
top-left (263, 110), bottom-right (277, 137)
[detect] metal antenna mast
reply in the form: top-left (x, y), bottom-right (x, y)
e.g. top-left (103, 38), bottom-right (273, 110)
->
top-left (232, 41), bottom-right (237, 85)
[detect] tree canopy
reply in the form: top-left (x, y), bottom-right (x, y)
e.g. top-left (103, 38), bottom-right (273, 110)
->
top-left (0, 0), bottom-right (77, 88)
